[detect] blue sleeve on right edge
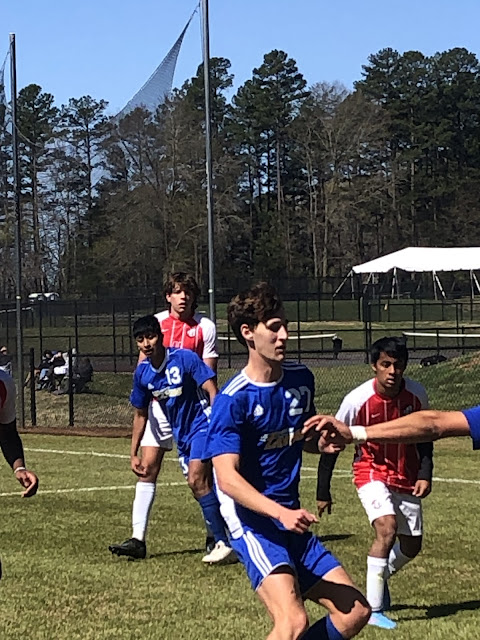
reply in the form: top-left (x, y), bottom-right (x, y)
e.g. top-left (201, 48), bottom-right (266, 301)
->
top-left (461, 405), bottom-right (480, 450)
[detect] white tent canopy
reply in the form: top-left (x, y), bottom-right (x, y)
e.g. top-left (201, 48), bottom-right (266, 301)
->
top-left (336, 247), bottom-right (480, 299)
top-left (352, 247), bottom-right (480, 274)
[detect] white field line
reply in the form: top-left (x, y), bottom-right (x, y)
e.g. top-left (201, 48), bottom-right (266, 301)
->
top-left (0, 481), bottom-right (185, 498)
top-left (22, 447), bottom-right (480, 488)
top-left (24, 447), bottom-right (179, 463)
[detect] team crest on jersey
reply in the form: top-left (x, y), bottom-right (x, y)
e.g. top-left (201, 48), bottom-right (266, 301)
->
top-left (253, 404), bottom-right (264, 417)
top-left (187, 328), bottom-right (196, 337)
top-left (403, 405), bottom-right (413, 415)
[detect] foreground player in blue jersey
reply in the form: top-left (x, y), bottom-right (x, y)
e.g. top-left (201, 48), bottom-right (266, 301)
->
top-left (109, 315), bottom-right (235, 565)
top-left (204, 284), bottom-right (370, 640)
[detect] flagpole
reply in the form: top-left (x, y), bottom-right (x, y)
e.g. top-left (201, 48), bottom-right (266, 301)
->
top-left (201, 0), bottom-right (216, 324)
top-left (10, 33), bottom-right (25, 426)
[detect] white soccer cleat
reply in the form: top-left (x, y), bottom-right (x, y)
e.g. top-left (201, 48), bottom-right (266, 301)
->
top-left (201, 540), bottom-right (238, 565)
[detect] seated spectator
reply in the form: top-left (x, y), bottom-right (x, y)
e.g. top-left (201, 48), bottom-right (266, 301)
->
top-left (36, 350), bottom-right (54, 389)
top-left (53, 351), bottom-right (68, 377)
top-left (55, 354), bottom-right (93, 395)
top-left (0, 346), bottom-right (12, 376)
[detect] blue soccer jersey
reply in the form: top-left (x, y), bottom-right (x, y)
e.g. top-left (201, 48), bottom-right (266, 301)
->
top-left (462, 404), bottom-right (480, 449)
top-left (204, 362), bottom-right (316, 530)
top-left (130, 348), bottom-right (214, 453)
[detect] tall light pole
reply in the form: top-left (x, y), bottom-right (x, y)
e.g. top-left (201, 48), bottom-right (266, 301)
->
top-left (10, 33), bottom-right (25, 426)
top-left (201, 0), bottom-right (216, 323)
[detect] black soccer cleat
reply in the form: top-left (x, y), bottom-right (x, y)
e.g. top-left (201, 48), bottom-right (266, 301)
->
top-left (109, 537), bottom-right (146, 560)
top-left (205, 535), bottom-right (215, 554)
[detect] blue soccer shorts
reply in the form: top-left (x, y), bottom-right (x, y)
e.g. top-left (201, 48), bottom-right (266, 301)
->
top-left (230, 519), bottom-right (341, 593)
top-left (177, 428), bottom-right (208, 477)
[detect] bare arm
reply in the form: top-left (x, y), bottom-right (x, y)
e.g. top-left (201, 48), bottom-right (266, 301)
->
top-left (305, 410), bottom-right (471, 447)
top-left (130, 407), bottom-right (149, 476)
top-left (213, 453), bottom-right (317, 533)
top-left (201, 378), bottom-right (217, 406)
top-left (203, 357), bottom-right (218, 374)
top-left (363, 410), bottom-right (469, 443)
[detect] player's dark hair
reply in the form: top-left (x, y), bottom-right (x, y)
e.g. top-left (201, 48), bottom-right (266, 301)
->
top-left (370, 336), bottom-right (408, 365)
top-left (163, 272), bottom-right (200, 312)
top-left (228, 282), bottom-right (284, 347)
top-left (133, 315), bottom-right (161, 339)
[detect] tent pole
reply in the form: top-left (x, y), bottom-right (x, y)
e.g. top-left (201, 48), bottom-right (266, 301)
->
top-left (434, 273), bottom-right (446, 299)
top-left (333, 270), bottom-right (352, 298)
top-left (362, 272), bottom-right (373, 297)
top-left (390, 268), bottom-right (396, 299)
top-left (472, 271), bottom-right (480, 295)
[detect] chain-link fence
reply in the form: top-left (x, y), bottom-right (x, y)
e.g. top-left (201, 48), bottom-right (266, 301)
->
top-left (2, 295), bottom-right (479, 428)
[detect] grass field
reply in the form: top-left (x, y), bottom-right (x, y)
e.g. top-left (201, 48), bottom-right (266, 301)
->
top-left (1, 433), bottom-right (479, 639)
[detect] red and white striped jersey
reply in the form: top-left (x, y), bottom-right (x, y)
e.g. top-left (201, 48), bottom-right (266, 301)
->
top-left (155, 310), bottom-right (218, 361)
top-left (0, 369), bottom-right (16, 424)
top-left (336, 377), bottom-right (428, 493)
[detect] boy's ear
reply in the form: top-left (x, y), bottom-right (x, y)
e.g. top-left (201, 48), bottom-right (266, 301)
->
top-left (240, 323), bottom-right (254, 343)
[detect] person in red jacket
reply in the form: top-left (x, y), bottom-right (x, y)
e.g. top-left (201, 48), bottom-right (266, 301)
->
top-left (316, 337), bottom-right (433, 630)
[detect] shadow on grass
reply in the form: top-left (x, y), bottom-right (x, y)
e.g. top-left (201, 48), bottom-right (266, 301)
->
top-left (319, 534), bottom-right (353, 543)
top-left (391, 599), bottom-right (480, 620)
top-left (149, 548), bottom-right (204, 559)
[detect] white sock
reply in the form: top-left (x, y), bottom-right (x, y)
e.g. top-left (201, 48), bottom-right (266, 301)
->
top-left (132, 482), bottom-right (156, 541)
top-left (386, 542), bottom-right (411, 578)
top-left (367, 556), bottom-right (388, 612)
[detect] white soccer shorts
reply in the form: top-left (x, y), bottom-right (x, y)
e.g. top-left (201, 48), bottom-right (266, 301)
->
top-left (140, 400), bottom-right (173, 450)
top-left (357, 480), bottom-right (423, 536)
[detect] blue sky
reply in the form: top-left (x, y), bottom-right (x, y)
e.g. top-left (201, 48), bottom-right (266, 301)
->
top-left (3, 0), bottom-right (480, 115)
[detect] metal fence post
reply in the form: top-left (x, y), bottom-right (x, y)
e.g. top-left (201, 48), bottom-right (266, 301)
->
top-left (362, 296), bottom-right (371, 364)
top-left (74, 301), bottom-right (79, 354)
top-left (296, 294), bottom-right (301, 363)
top-left (29, 347), bottom-right (36, 427)
top-left (128, 308), bottom-right (133, 366)
top-left (68, 349), bottom-right (74, 427)
top-left (227, 321), bottom-right (232, 369)
top-left (112, 301), bottom-right (117, 374)
top-left (38, 300), bottom-right (43, 357)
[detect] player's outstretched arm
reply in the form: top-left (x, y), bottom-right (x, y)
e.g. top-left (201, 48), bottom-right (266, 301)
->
top-left (213, 453), bottom-right (317, 534)
top-left (306, 410), bottom-right (471, 446)
top-left (360, 410), bottom-right (470, 443)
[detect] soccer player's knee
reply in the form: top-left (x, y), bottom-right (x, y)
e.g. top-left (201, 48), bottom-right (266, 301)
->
top-left (141, 464), bottom-right (159, 481)
top-left (337, 600), bottom-right (371, 638)
top-left (375, 517), bottom-right (397, 543)
top-left (187, 474), bottom-right (208, 497)
top-left (275, 609), bottom-right (309, 639)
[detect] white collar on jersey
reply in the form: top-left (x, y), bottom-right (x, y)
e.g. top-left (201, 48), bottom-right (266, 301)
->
top-left (241, 367), bottom-right (284, 388)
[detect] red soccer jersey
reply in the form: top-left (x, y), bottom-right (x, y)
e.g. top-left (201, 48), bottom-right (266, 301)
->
top-left (155, 310), bottom-right (218, 361)
top-left (336, 378), bottom-right (429, 493)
